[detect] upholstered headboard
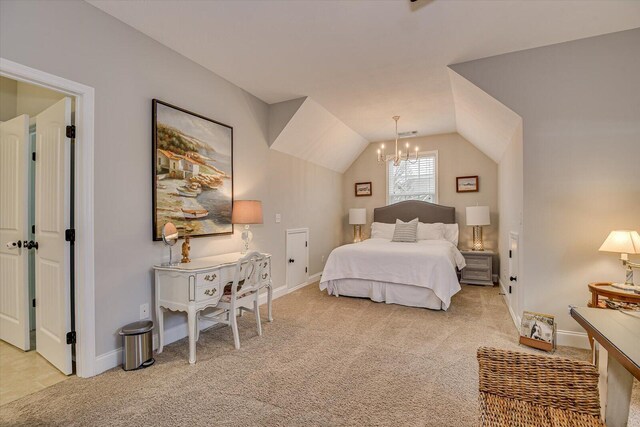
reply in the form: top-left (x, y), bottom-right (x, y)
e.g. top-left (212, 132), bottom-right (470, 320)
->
top-left (373, 200), bottom-right (455, 224)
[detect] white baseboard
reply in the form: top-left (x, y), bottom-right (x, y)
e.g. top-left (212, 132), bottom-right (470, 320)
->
top-left (498, 278), bottom-right (521, 329)
top-left (309, 272), bottom-right (322, 283)
top-left (556, 329), bottom-right (590, 349)
top-left (497, 280), bottom-right (590, 350)
top-left (94, 281), bottom-right (313, 375)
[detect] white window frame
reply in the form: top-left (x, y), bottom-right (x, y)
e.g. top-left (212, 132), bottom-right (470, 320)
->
top-left (385, 150), bottom-right (438, 205)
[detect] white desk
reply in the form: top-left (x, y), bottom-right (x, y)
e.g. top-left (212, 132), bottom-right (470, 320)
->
top-left (571, 307), bottom-right (640, 427)
top-left (153, 252), bottom-right (272, 364)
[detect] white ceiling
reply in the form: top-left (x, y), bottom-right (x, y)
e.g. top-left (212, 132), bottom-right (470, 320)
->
top-left (88, 0), bottom-right (640, 144)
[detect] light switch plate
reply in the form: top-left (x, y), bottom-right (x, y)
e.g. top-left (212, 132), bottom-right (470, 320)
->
top-left (275, 213), bottom-right (281, 223)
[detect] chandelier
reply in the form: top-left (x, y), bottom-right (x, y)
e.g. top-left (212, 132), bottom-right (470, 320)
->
top-left (377, 116), bottom-right (419, 166)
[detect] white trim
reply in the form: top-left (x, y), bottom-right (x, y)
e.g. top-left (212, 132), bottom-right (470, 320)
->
top-left (285, 228), bottom-right (309, 289)
top-left (499, 278), bottom-right (521, 330)
top-left (385, 149), bottom-right (439, 205)
top-left (0, 58), bottom-right (96, 378)
top-left (557, 330), bottom-right (590, 349)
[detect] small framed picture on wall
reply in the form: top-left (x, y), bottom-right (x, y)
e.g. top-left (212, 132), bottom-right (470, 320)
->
top-left (355, 182), bottom-right (372, 197)
top-left (456, 175), bottom-right (479, 193)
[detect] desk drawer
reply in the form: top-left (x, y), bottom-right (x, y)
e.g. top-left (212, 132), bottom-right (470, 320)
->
top-left (195, 282), bottom-right (221, 303)
top-left (196, 271), bottom-right (220, 287)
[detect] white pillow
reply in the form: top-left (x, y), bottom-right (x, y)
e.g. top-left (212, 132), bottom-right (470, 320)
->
top-left (443, 223), bottom-right (459, 246)
top-left (371, 222), bottom-right (395, 239)
top-left (417, 222), bottom-right (445, 240)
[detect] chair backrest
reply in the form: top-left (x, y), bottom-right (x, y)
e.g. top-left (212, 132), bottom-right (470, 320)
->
top-left (229, 251), bottom-right (266, 299)
top-left (477, 347), bottom-right (601, 417)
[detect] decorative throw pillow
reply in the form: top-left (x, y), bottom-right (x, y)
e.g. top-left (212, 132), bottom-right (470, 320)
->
top-left (392, 218), bottom-right (419, 243)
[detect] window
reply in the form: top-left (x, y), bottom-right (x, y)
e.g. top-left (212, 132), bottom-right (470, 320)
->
top-left (387, 151), bottom-right (438, 205)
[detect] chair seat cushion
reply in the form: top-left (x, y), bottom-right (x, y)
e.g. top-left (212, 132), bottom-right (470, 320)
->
top-left (219, 289), bottom-right (257, 303)
top-left (480, 393), bottom-right (604, 427)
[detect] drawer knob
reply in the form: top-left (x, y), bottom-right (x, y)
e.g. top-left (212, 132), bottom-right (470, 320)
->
top-left (510, 276), bottom-right (517, 282)
top-left (205, 274), bottom-right (217, 281)
top-left (204, 288), bottom-right (217, 296)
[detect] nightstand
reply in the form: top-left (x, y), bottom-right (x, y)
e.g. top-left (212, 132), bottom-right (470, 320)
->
top-left (460, 250), bottom-right (494, 286)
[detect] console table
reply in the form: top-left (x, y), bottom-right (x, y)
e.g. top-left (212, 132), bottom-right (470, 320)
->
top-left (153, 252), bottom-right (272, 364)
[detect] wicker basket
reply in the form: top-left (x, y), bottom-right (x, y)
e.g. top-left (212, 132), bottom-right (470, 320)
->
top-left (477, 347), bottom-right (604, 427)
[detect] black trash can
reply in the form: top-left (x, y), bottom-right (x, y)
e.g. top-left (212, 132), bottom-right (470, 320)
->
top-left (118, 320), bottom-right (155, 371)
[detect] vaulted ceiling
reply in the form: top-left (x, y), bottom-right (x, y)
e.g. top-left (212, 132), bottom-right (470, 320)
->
top-left (89, 0), bottom-right (640, 167)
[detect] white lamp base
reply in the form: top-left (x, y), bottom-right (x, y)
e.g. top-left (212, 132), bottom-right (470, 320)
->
top-left (610, 282), bottom-right (636, 291)
top-left (241, 225), bottom-right (253, 254)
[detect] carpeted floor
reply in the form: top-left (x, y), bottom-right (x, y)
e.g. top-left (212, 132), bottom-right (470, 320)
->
top-left (1, 283), bottom-right (638, 426)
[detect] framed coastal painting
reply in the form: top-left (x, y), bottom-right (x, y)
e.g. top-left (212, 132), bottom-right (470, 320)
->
top-left (152, 99), bottom-right (233, 240)
top-left (456, 175), bottom-right (479, 193)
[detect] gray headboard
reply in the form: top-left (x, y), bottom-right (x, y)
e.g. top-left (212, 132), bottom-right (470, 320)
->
top-left (373, 200), bottom-right (455, 224)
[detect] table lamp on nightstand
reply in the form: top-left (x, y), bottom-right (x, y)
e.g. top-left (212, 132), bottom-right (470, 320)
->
top-left (349, 208), bottom-right (366, 243)
top-left (599, 230), bottom-right (640, 291)
top-left (466, 206), bottom-right (490, 251)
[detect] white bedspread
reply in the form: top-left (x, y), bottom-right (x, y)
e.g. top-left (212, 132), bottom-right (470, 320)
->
top-left (319, 239), bottom-right (466, 310)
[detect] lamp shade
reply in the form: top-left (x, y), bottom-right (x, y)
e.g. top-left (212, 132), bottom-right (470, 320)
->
top-left (466, 206), bottom-right (490, 226)
top-left (599, 230), bottom-right (640, 254)
top-left (231, 200), bottom-right (263, 224)
top-left (349, 208), bottom-right (366, 225)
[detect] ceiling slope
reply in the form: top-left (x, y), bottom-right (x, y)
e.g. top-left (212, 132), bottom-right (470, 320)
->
top-left (269, 97), bottom-right (368, 173)
top-left (448, 69), bottom-right (522, 163)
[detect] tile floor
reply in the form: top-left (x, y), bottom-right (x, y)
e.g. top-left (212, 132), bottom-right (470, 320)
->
top-left (0, 339), bottom-right (69, 406)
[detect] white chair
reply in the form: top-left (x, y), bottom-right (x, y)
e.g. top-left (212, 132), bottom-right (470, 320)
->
top-left (198, 251), bottom-right (266, 349)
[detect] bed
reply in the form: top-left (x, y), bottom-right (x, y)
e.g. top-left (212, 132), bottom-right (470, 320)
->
top-left (319, 200), bottom-right (466, 310)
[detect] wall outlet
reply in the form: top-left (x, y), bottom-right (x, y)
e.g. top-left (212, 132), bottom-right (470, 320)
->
top-left (321, 255), bottom-right (325, 262)
top-left (140, 303), bottom-right (149, 320)
top-left (275, 213), bottom-right (281, 223)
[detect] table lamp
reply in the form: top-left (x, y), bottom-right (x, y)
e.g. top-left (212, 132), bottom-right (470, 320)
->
top-left (349, 208), bottom-right (366, 243)
top-left (232, 200), bottom-right (263, 253)
top-left (598, 230), bottom-right (640, 290)
top-left (466, 206), bottom-right (490, 251)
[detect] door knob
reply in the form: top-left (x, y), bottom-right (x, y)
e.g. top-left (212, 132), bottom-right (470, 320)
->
top-left (24, 240), bottom-right (39, 250)
top-left (288, 258), bottom-right (295, 263)
top-left (6, 241), bottom-right (22, 249)
top-left (509, 276), bottom-right (517, 282)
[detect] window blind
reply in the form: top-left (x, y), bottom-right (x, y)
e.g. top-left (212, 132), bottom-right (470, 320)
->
top-left (387, 153), bottom-right (437, 204)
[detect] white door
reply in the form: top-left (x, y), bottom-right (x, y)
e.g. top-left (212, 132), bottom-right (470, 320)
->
top-left (286, 229), bottom-right (309, 289)
top-left (508, 232), bottom-right (520, 316)
top-left (0, 115), bottom-right (30, 350)
top-left (35, 97), bottom-right (73, 375)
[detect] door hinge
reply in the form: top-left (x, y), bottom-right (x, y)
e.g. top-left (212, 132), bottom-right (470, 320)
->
top-left (32, 152), bottom-right (36, 161)
top-left (508, 285), bottom-right (512, 294)
top-left (509, 250), bottom-right (512, 258)
top-left (32, 298), bottom-right (36, 308)
top-left (65, 229), bottom-right (75, 243)
top-left (305, 241), bottom-right (308, 247)
top-left (66, 331), bottom-right (76, 345)
top-left (32, 225), bottom-right (35, 234)
top-left (66, 125), bottom-right (76, 139)
top-left (305, 267), bottom-right (308, 273)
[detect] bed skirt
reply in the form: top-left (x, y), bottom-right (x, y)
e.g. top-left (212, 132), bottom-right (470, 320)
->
top-left (321, 278), bottom-right (444, 310)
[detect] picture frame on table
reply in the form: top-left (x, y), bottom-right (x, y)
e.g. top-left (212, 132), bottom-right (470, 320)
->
top-left (519, 311), bottom-right (556, 352)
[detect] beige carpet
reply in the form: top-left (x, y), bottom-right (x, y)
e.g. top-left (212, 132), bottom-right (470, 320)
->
top-left (1, 283), bottom-right (638, 426)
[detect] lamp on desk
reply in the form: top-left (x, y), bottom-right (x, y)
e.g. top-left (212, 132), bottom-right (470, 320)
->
top-left (232, 200), bottom-right (263, 254)
top-left (349, 208), bottom-right (366, 243)
top-left (599, 230), bottom-right (640, 291)
top-left (466, 206), bottom-right (490, 251)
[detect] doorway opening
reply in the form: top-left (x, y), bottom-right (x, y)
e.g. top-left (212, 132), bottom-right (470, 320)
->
top-left (0, 76), bottom-right (75, 404)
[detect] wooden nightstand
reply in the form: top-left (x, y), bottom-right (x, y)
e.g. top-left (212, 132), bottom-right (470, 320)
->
top-left (460, 250), bottom-right (494, 286)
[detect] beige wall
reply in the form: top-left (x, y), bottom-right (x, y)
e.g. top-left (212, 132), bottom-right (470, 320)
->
top-left (343, 133), bottom-right (498, 251)
top-left (0, 76), bottom-right (17, 121)
top-left (0, 0), bottom-right (343, 357)
top-left (452, 28), bottom-right (640, 345)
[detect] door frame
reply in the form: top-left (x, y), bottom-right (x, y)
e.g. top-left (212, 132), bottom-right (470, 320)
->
top-left (0, 58), bottom-right (96, 378)
top-left (285, 228), bottom-right (309, 291)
